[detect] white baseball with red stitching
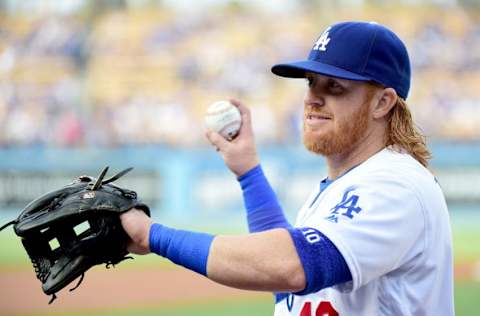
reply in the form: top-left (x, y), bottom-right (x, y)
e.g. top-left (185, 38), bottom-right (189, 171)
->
top-left (205, 100), bottom-right (242, 141)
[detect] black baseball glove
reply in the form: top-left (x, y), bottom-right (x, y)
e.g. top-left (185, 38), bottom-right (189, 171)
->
top-left (0, 166), bottom-right (150, 303)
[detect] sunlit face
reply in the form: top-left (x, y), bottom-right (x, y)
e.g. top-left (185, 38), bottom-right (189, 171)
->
top-left (302, 73), bottom-right (377, 156)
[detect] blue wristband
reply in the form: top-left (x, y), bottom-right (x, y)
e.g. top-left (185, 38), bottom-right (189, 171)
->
top-left (149, 223), bottom-right (214, 276)
top-left (238, 165), bottom-right (291, 232)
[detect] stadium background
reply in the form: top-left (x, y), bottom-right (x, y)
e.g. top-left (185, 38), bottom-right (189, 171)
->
top-left (0, 0), bottom-right (479, 315)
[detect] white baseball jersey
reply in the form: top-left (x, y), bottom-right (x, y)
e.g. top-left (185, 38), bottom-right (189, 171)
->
top-left (274, 147), bottom-right (454, 316)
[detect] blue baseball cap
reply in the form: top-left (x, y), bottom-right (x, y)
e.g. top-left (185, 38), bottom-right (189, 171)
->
top-left (271, 21), bottom-right (411, 99)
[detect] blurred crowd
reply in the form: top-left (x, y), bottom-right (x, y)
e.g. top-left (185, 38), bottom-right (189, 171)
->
top-left (0, 2), bottom-right (479, 147)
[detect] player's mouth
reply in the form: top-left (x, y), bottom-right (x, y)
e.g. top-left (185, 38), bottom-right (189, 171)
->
top-left (305, 112), bottom-right (332, 127)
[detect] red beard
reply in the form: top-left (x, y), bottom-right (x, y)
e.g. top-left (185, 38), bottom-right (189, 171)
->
top-left (303, 98), bottom-right (371, 156)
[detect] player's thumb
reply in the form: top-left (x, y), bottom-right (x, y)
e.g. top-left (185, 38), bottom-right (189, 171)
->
top-left (205, 130), bottom-right (229, 152)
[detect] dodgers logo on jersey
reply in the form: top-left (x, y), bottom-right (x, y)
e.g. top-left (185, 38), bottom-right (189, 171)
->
top-left (325, 186), bottom-right (362, 223)
top-left (313, 26), bottom-right (331, 51)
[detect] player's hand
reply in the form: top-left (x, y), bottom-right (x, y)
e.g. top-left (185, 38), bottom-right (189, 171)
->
top-left (120, 208), bottom-right (154, 255)
top-left (206, 99), bottom-right (260, 177)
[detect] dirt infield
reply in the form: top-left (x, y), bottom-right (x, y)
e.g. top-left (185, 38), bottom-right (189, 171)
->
top-left (1, 262), bottom-right (478, 315)
top-left (0, 266), bottom-right (268, 315)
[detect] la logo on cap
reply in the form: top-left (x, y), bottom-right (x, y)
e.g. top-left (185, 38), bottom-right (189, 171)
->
top-left (313, 26), bottom-right (331, 51)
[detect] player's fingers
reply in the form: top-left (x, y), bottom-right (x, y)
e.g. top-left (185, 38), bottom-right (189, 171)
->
top-left (229, 99), bottom-right (253, 135)
top-left (205, 130), bottom-right (230, 151)
top-left (229, 99), bottom-right (251, 123)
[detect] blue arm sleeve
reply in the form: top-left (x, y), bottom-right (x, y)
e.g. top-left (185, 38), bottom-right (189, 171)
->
top-left (238, 165), bottom-right (292, 232)
top-left (149, 223), bottom-right (214, 276)
top-left (286, 227), bottom-right (352, 295)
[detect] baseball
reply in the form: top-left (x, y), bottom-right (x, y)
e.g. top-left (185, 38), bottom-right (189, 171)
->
top-left (205, 100), bottom-right (242, 141)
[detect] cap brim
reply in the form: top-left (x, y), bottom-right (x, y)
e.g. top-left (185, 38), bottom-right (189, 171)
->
top-left (271, 60), bottom-right (371, 82)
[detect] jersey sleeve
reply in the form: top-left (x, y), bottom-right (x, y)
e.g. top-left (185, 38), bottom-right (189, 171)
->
top-left (307, 172), bottom-right (426, 292)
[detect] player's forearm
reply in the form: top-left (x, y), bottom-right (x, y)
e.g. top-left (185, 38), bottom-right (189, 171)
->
top-left (145, 219), bottom-right (306, 292)
top-left (206, 229), bottom-right (306, 292)
top-left (238, 165), bottom-right (292, 232)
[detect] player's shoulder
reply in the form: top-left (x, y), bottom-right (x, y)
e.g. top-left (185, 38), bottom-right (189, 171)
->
top-left (358, 147), bottom-right (433, 178)
top-left (357, 146), bottom-right (433, 183)
top-left (335, 146), bottom-right (443, 218)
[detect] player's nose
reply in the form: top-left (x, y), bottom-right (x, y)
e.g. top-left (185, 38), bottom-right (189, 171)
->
top-left (303, 89), bottom-right (325, 109)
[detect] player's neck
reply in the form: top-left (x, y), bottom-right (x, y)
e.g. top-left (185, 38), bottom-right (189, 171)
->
top-left (326, 130), bottom-right (386, 180)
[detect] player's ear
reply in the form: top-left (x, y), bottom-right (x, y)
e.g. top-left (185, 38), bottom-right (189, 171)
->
top-left (372, 87), bottom-right (397, 120)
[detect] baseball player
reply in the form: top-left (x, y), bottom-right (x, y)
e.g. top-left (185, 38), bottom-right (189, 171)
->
top-left (120, 21), bottom-right (454, 315)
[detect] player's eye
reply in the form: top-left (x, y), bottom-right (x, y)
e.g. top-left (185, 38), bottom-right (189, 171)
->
top-left (306, 76), bottom-right (315, 87)
top-left (328, 79), bottom-right (344, 94)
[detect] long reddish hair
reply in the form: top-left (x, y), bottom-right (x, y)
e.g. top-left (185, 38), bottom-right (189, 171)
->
top-left (386, 97), bottom-right (431, 167)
